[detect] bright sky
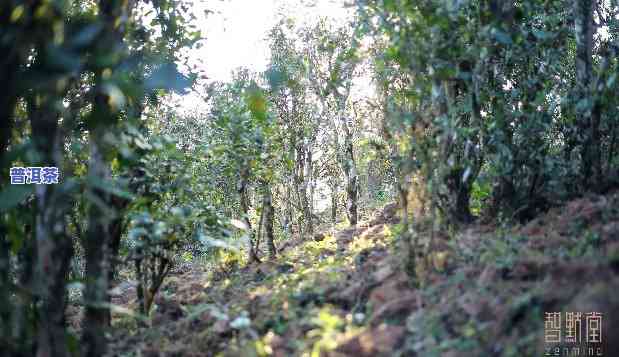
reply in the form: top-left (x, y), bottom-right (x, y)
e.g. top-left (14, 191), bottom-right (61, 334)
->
top-left (175, 0), bottom-right (353, 110)
top-left (172, 1), bottom-right (355, 210)
top-left (197, 0), bottom-right (352, 81)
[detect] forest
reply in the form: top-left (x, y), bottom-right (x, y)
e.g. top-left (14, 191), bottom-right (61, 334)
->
top-left (0, 0), bottom-right (618, 356)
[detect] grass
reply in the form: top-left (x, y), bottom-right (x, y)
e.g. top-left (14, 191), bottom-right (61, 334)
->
top-left (107, 192), bottom-right (619, 356)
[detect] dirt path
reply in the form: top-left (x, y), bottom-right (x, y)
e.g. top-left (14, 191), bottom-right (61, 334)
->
top-left (107, 194), bottom-right (619, 356)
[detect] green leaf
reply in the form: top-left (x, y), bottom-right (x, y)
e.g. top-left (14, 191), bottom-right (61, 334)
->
top-left (245, 83), bottom-right (268, 122)
top-left (145, 63), bottom-right (191, 94)
top-left (607, 73), bottom-right (616, 89)
top-left (46, 45), bottom-right (82, 72)
top-left (492, 28), bottom-right (512, 45)
top-left (70, 23), bottom-right (104, 48)
top-left (532, 29), bottom-right (552, 41)
top-left (266, 66), bottom-right (288, 91)
top-left (86, 175), bottom-right (133, 200)
top-left (0, 185), bottom-right (33, 212)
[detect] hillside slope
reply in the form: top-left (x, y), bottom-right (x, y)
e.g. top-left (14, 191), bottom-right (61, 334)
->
top-left (107, 192), bottom-right (619, 357)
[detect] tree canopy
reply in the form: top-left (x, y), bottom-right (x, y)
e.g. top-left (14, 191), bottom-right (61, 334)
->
top-left (0, 0), bottom-right (617, 356)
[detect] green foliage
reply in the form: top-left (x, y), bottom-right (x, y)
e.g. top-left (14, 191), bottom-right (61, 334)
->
top-left (360, 0), bottom-right (619, 226)
top-left (2, 0), bottom-right (618, 355)
top-left (470, 180), bottom-right (491, 217)
top-left (0, 0), bottom-right (210, 354)
top-left (208, 71), bottom-right (278, 184)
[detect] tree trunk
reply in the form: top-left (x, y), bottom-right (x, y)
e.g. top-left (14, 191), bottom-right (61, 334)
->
top-left (34, 196), bottom-right (73, 357)
top-left (440, 75), bottom-right (481, 225)
top-left (378, 83), bottom-right (416, 272)
top-left (330, 182), bottom-right (338, 224)
top-left (136, 255), bottom-right (170, 316)
top-left (105, 196), bottom-right (128, 327)
top-left (262, 184), bottom-right (276, 259)
top-left (0, 227), bottom-right (11, 351)
top-left (396, 175), bottom-right (416, 275)
top-left (342, 122), bottom-right (358, 226)
top-left (303, 145), bottom-right (314, 235)
top-left (239, 166), bottom-right (260, 263)
top-left (135, 250), bottom-right (145, 317)
top-left (283, 181), bottom-right (293, 236)
top-left (573, 0), bottom-right (601, 188)
top-left (82, 129), bottom-right (113, 357)
top-left (306, 149), bottom-right (315, 214)
top-left (82, 1), bottom-right (133, 353)
top-left (255, 199), bottom-right (265, 257)
top-left (294, 143), bottom-right (313, 237)
top-left (443, 168), bottom-right (474, 224)
top-left (29, 92), bottom-right (74, 357)
top-left (0, 9), bottom-right (21, 349)
top-left (14, 228), bottom-right (36, 356)
top-left (0, 4), bottom-right (20, 164)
